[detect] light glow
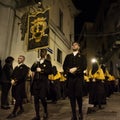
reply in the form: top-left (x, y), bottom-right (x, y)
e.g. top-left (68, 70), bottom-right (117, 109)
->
top-left (91, 58), bottom-right (97, 63)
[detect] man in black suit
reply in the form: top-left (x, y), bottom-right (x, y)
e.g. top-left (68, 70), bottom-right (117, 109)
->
top-left (63, 42), bottom-right (87, 120)
top-left (7, 55), bottom-right (29, 119)
top-left (31, 49), bottom-right (52, 120)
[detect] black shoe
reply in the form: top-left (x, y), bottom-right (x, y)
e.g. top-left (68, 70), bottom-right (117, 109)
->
top-left (51, 100), bottom-right (57, 104)
top-left (71, 116), bottom-right (77, 120)
top-left (7, 106), bottom-right (11, 109)
top-left (87, 107), bottom-right (97, 114)
top-left (6, 113), bottom-right (16, 119)
top-left (43, 113), bottom-right (48, 120)
top-left (31, 116), bottom-right (40, 120)
top-left (17, 109), bottom-right (24, 115)
top-left (1, 106), bottom-right (10, 110)
top-left (99, 106), bottom-right (104, 109)
top-left (78, 113), bottom-right (83, 120)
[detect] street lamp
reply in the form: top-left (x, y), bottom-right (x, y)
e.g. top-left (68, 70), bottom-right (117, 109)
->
top-left (91, 58), bottom-right (97, 63)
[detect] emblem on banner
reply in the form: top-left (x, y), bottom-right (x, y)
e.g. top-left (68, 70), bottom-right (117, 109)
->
top-left (27, 8), bottom-right (49, 50)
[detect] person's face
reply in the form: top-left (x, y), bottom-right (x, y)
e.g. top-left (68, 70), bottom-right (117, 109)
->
top-left (18, 56), bottom-right (24, 64)
top-left (40, 50), bottom-right (47, 58)
top-left (72, 42), bottom-right (80, 51)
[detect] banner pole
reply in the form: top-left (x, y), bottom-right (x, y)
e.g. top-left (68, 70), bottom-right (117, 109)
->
top-left (38, 49), bottom-right (40, 58)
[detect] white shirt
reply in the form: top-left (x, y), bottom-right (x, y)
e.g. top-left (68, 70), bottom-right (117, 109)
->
top-left (36, 57), bottom-right (44, 64)
top-left (17, 63), bottom-right (23, 67)
top-left (40, 59), bottom-right (45, 64)
top-left (73, 51), bottom-right (79, 56)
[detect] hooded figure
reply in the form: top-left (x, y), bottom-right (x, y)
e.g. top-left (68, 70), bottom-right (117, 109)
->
top-left (88, 62), bottom-right (106, 111)
top-left (1, 56), bottom-right (14, 109)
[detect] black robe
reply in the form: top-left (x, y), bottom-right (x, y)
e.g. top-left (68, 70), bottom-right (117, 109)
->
top-left (63, 53), bottom-right (87, 98)
top-left (11, 64), bottom-right (29, 99)
top-left (31, 59), bottom-right (52, 98)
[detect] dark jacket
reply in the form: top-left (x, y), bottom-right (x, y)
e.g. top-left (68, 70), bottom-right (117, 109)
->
top-left (0, 63), bottom-right (13, 84)
top-left (0, 60), bottom-right (2, 82)
top-left (63, 53), bottom-right (87, 97)
top-left (11, 64), bottom-right (29, 99)
top-left (31, 59), bottom-right (52, 98)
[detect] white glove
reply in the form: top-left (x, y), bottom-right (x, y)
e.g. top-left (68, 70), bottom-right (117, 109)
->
top-left (36, 67), bottom-right (41, 72)
top-left (11, 79), bottom-right (15, 85)
top-left (69, 67), bottom-right (77, 74)
top-left (92, 78), bottom-right (96, 82)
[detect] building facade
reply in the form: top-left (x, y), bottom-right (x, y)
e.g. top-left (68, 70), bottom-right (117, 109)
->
top-left (80, 0), bottom-right (120, 77)
top-left (0, 0), bottom-right (78, 71)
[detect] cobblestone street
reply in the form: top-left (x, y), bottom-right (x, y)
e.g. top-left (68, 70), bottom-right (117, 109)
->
top-left (0, 92), bottom-right (120, 120)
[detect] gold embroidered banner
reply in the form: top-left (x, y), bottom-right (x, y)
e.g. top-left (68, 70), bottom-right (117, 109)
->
top-left (27, 9), bottom-right (49, 50)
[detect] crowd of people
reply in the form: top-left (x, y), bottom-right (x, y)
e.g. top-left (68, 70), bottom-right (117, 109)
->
top-left (84, 62), bottom-right (118, 114)
top-left (0, 42), bottom-right (120, 120)
top-left (0, 49), bottom-right (67, 120)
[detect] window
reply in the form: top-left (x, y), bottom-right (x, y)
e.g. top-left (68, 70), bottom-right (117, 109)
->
top-left (57, 48), bottom-right (62, 63)
top-left (59, 9), bottom-right (63, 31)
top-left (118, 53), bottom-right (120, 59)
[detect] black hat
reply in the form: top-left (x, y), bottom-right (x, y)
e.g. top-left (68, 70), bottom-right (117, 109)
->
top-left (5, 56), bottom-right (14, 63)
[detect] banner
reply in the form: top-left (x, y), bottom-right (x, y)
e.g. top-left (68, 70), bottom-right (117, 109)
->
top-left (27, 9), bottom-right (49, 50)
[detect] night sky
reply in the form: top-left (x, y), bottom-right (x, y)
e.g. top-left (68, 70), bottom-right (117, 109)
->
top-left (72, 0), bottom-right (100, 21)
top-left (72, 0), bottom-right (101, 40)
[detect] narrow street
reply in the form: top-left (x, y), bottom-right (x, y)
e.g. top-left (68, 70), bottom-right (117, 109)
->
top-left (0, 92), bottom-right (120, 120)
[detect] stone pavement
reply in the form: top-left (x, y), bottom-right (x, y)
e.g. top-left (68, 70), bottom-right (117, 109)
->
top-left (0, 92), bottom-right (120, 120)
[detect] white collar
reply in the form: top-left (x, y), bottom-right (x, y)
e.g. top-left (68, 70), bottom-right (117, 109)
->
top-left (73, 51), bottom-right (78, 56)
top-left (40, 59), bottom-right (45, 64)
top-left (17, 63), bottom-right (23, 67)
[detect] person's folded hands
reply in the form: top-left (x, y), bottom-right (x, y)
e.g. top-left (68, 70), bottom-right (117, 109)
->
top-left (36, 67), bottom-right (41, 72)
top-left (11, 79), bottom-right (15, 85)
top-left (69, 67), bottom-right (77, 74)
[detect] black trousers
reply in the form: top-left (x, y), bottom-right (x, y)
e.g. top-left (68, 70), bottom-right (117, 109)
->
top-left (12, 95), bottom-right (24, 114)
top-left (69, 96), bottom-right (83, 118)
top-left (33, 96), bottom-right (47, 117)
top-left (60, 81), bottom-right (66, 99)
top-left (12, 96), bottom-right (23, 114)
top-left (49, 82), bottom-right (57, 102)
top-left (1, 83), bottom-right (11, 107)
